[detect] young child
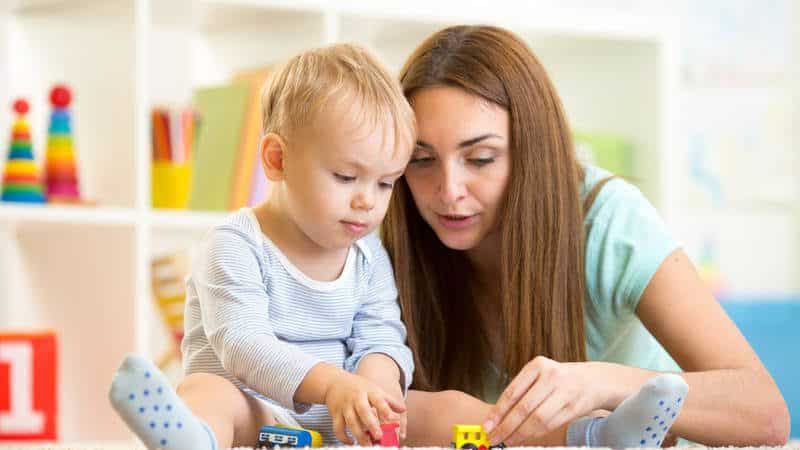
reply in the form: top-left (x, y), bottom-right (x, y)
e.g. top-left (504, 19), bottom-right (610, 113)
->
top-left (110, 43), bottom-right (416, 449)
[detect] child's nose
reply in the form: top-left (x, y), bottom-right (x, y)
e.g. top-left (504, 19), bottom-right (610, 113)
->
top-left (352, 188), bottom-right (375, 211)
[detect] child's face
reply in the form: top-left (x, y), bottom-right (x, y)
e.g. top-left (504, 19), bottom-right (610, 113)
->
top-left (283, 102), bottom-right (411, 251)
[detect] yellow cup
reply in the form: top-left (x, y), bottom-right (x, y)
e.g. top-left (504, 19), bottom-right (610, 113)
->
top-left (152, 162), bottom-right (191, 209)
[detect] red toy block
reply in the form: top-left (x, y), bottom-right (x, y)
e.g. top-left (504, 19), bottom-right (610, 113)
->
top-left (372, 422), bottom-right (400, 447)
top-left (0, 332), bottom-right (58, 441)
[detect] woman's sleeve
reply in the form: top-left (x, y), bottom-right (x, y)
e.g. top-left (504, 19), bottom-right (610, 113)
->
top-left (584, 180), bottom-right (682, 318)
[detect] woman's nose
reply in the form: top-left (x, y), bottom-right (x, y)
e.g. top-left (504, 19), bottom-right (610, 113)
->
top-left (438, 164), bottom-right (467, 204)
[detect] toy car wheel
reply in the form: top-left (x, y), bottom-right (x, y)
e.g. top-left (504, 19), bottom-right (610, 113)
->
top-left (490, 445), bottom-right (506, 450)
top-left (461, 444), bottom-right (478, 450)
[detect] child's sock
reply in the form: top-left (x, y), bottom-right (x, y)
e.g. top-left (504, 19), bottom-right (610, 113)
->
top-left (566, 373), bottom-right (688, 448)
top-left (109, 353), bottom-right (217, 450)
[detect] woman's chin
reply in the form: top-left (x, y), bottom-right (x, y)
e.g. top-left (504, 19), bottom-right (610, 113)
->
top-left (435, 230), bottom-right (480, 251)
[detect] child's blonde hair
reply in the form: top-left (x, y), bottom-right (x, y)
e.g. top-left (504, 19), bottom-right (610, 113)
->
top-left (261, 43), bottom-right (415, 153)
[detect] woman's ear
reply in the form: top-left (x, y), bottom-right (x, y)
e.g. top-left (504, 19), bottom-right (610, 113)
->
top-left (260, 133), bottom-right (287, 181)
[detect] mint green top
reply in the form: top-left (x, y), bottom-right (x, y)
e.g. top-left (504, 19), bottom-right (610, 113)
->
top-left (483, 165), bottom-right (681, 402)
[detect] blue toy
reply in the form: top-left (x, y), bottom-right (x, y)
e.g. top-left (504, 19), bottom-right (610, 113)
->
top-left (256, 424), bottom-right (322, 448)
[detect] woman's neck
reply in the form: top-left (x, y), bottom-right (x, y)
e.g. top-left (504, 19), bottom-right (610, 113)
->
top-left (466, 231), bottom-right (505, 365)
top-left (466, 230), bottom-right (502, 287)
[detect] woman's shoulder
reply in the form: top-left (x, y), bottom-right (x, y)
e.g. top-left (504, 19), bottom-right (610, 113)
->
top-left (581, 165), bottom-right (655, 225)
top-left (580, 165), bottom-right (679, 315)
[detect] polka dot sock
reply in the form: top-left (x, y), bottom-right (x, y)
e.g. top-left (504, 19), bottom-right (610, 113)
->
top-left (566, 373), bottom-right (688, 448)
top-left (109, 353), bottom-right (217, 450)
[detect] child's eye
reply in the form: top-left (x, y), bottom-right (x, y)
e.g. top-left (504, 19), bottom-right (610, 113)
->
top-left (469, 157), bottom-right (495, 167)
top-left (334, 173), bottom-right (356, 183)
top-left (379, 181), bottom-right (394, 190)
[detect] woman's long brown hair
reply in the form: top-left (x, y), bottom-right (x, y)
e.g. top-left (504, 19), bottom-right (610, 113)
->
top-left (382, 25), bottom-right (591, 395)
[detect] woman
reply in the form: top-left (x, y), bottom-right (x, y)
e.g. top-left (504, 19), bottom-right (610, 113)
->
top-left (383, 25), bottom-right (790, 447)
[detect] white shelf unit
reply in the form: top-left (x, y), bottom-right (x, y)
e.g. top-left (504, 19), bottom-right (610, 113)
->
top-left (0, 0), bottom-right (678, 442)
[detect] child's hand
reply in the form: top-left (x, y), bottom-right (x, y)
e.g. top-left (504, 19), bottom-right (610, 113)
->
top-left (324, 371), bottom-right (406, 445)
top-left (380, 383), bottom-right (407, 440)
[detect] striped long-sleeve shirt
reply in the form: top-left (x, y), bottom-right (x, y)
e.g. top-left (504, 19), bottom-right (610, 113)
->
top-left (181, 208), bottom-right (414, 444)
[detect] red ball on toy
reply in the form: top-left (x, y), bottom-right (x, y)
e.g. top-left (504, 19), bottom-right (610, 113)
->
top-left (13, 98), bottom-right (29, 114)
top-left (50, 85), bottom-right (72, 108)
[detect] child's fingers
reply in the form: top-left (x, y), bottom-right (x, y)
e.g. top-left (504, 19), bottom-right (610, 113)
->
top-left (384, 392), bottom-right (407, 413)
top-left (346, 407), bottom-right (372, 446)
top-left (333, 413), bottom-right (354, 445)
top-left (400, 412), bottom-right (408, 439)
top-left (372, 395), bottom-right (399, 423)
top-left (356, 400), bottom-right (382, 442)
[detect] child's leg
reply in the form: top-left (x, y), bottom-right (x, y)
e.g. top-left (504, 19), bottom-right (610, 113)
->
top-left (405, 389), bottom-right (567, 447)
top-left (109, 354), bottom-right (276, 449)
top-left (177, 373), bottom-right (278, 448)
top-left (566, 373), bottom-right (689, 448)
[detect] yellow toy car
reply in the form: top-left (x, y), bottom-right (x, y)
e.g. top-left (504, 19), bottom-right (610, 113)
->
top-left (451, 424), bottom-right (506, 450)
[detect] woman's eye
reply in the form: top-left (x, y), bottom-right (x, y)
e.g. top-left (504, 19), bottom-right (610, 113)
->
top-left (334, 173), bottom-right (356, 182)
top-left (409, 156), bottom-right (434, 165)
top-left (469, 157), bottom-right (495, 167)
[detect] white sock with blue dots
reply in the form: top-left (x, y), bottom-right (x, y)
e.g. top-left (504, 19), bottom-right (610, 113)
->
top-left (109, 354), bottom-right (217, 450)
top-left (566, 373), bottom-right (688, 448)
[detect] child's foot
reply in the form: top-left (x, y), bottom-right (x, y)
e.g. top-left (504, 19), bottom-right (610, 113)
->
top-left (109, 353), bottom-right (217, 450)
top-left (567, 373), bottom-right (688, 448)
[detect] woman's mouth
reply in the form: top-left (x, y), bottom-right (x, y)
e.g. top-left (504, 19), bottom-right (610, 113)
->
top-left (436, 213), bottom-right (478, 230)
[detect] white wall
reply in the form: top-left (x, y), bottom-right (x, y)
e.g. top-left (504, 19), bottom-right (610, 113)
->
top-left (587, 0), bottom-right (799, 295)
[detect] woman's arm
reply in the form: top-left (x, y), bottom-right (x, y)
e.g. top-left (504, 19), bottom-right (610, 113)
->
top-left (485, 249), bottom-right (789, 447)
top-left (404, 390), bottom-right (568, 447)
top-left (608, 248), bottom-right (790, 446)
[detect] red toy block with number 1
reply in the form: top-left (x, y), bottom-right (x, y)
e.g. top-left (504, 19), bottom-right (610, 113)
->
top-left (0, 331), bottom-right (58, 441)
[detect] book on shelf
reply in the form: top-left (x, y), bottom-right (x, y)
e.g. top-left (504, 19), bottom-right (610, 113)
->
top-left (230, 66), bottom-right (272, 210)
top-left (188, 83), bottom-right (250, 211)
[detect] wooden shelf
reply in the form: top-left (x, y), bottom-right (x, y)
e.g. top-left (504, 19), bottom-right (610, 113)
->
top-left (0, 204), bottom-right (138, 226)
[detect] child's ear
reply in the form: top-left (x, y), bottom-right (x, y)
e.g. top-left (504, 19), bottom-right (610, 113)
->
top-left (260, 133), bottom-right (286, 181)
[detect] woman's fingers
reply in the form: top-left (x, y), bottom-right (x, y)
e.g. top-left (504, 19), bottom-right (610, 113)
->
top-left (505, 389), bottom-right (572, 445)
top-left (486, 362), bottom-right (541, 432)
top-left (487, 378), bottom-right (554, 445)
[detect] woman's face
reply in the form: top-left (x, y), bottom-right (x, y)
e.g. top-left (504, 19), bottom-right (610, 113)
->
top-left (405, 86), bottom-right (511, 251)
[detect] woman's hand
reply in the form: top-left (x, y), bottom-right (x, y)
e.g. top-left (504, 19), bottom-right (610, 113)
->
top-left (324, 371), bottom-right (406, 445)
top-left (483, 357), bottom-right (608, 446)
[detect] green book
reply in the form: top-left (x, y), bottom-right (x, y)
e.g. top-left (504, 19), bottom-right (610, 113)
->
top-left (573, 132), bottom-right (634, 178)
top-left (189, 83), bottom-right (250, 211)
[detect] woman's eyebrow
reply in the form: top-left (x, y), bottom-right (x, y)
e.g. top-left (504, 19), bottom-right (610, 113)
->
top-left (416, 140), bottom-right (434, 149)
top-left (416, 133), bottom-right (503, 150)
top-left (458, 133), bottom-right (503, 148)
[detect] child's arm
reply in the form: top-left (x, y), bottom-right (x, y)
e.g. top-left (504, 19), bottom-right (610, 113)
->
top-left (405, 390), bottom-right (568, 447)
top-left (356, 353), bottom-right (402, 396)
top-left (193, 228), bottom-right (324, 413)
top-left (356, 353), bottom-right (405, 436)
top-left (344, 236), bottom-right (415, 394)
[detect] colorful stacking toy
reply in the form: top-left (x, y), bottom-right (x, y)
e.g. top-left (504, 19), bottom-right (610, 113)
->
top-left (44, 84), bottom-right (81, 203)
top-left (1, 98), bottom-right (46, 203)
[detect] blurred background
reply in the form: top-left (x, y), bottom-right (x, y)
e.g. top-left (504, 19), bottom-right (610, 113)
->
top-left (0, 0), bottom-right (797, 444)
